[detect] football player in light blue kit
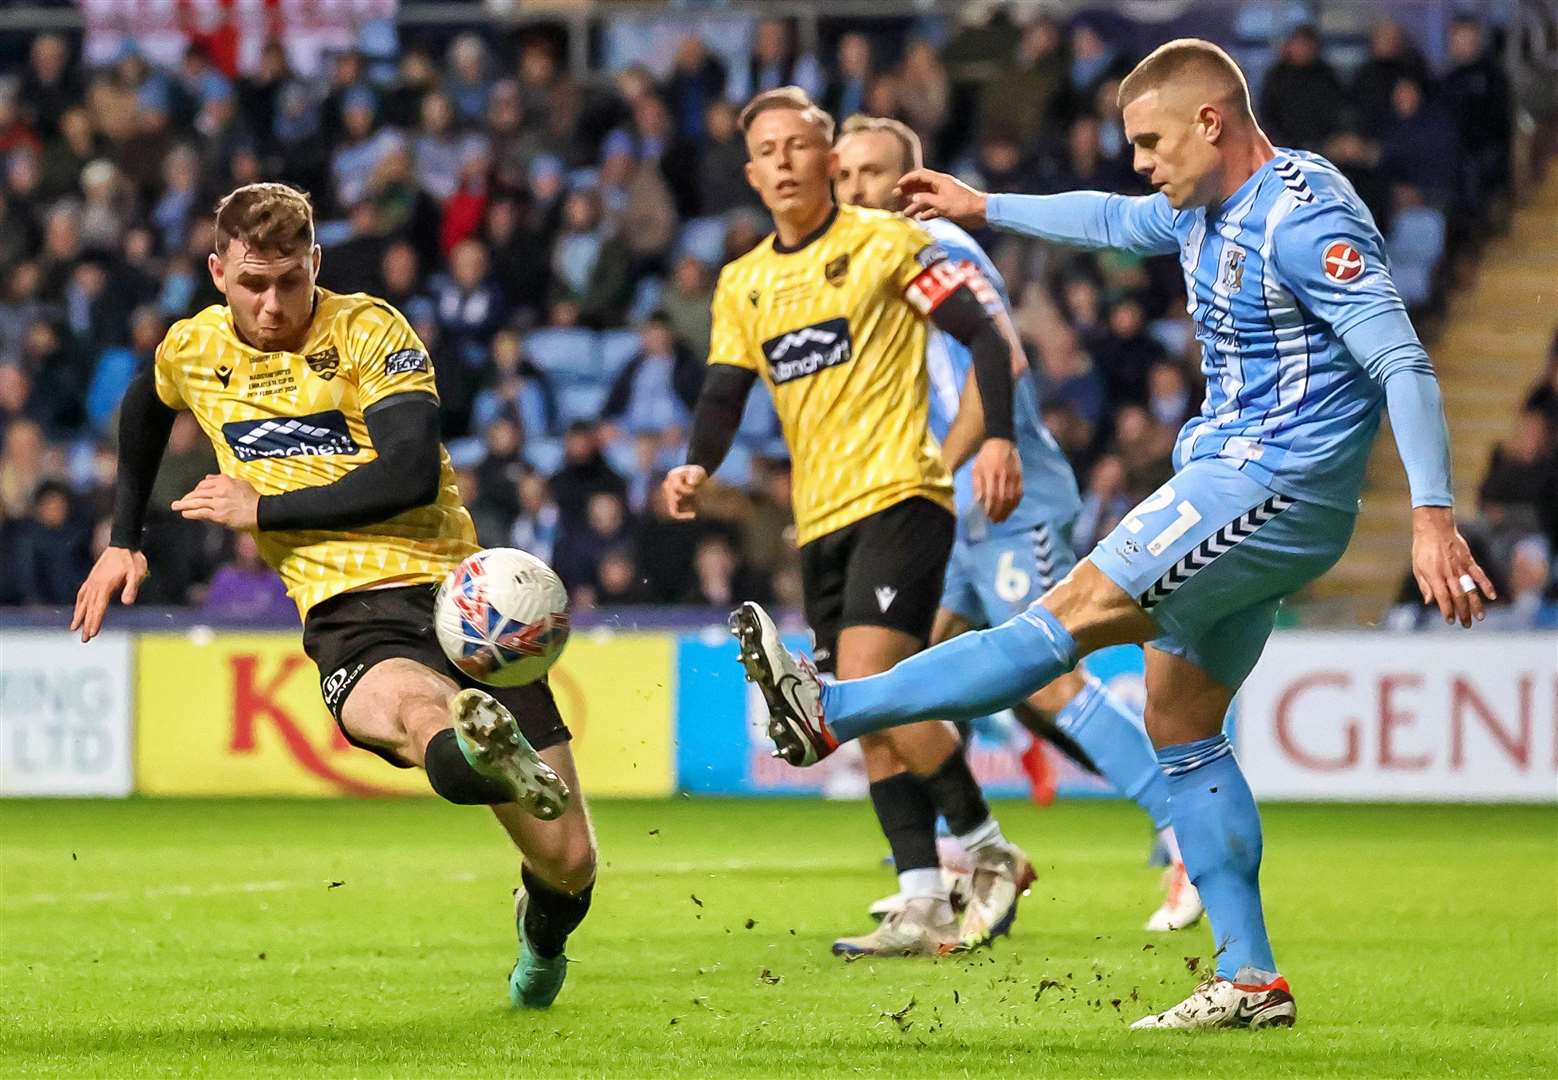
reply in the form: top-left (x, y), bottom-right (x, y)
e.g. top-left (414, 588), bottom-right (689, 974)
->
top-left (730, 41), bottom-right (1494, 1030)
top-left (833, 114), bottom-right (1203, 935)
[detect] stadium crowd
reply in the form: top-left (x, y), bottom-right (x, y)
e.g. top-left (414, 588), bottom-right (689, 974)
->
top-left (0, 9), bottom-right (1549, 624)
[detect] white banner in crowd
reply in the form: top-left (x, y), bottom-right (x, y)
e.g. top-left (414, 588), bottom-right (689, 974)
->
top-left (1238, 633), bottom-right (1558, 802)
top-left (0, 632), bottom-right (134, 797)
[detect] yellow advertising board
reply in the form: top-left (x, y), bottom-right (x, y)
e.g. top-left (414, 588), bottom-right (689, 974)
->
top-left (134, 631), bottom-right (674, 797)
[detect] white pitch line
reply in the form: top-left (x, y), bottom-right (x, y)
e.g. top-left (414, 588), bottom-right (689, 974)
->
top-left (4, 870), bottom-right (482, 908)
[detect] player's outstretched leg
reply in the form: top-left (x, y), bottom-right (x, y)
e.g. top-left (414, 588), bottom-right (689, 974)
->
top-left (1131, 649), bottom-right (1291, 1031)
top-left (494, 745), bottom-right (597, 1008)
top-left (731, 599), bottom-right (1083, 758)
top-left (1040, 671), bottom-right (1202, 932)
top-left (442, 688), bottom-right (570, 819)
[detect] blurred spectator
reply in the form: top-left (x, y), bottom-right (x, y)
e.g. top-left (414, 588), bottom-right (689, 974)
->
top-left (323, 201), bottom-right (388, 296)
top-left (1, 417), bottom-right (52, 518)
top-left (1478, 405), bottom-right (1558, 547)
top-left (1091, 294), bottom-right (1165, 409)
top-left (9, 479), bottom-right (91, 605)
top-left (731, 18), bottom-right (823, 103)
top-left (1071, 453), bottom-right (1133, 554)
top-left (1385, 184), bottom-right (1445, 314)
top-left (1351, 22), bottom-right (1432, 138)
top-left (481, 196), bottom-right (549, 325)
top-left (697, 100), bottom-right (760, 217)
top-left (602, 313), bottom-right (702, 441)
top-left (661, 256), bottom-right (715, 359)
top-left (683, 532), bottom-right (768, 606)
top-left (413, 92), bottom-right (474, 203)
top-left (331, 87), bottom-right (400, 212)
top-left (85, 306), bottom-right (164, 436)
top-left (601, 128), bottom-right (677, 265)
top-left (1442, 15), bottom-right (1512, 216)
top-left (824, 33), bottom-right (874, 121)
top-left (667, 39), bottom-right (728, 143)
top-left (511, 470), bottom-right (561, 565)
top-left (470, 415), bottom-right (526, 546)
top-left (472, 328), bottom-right (556, 440)
top-left (1481, 536), bottom-right (1556, 630)
top-left (1036, 115), bottom-right (1136, 194)
top-left (596, 546), bottom-right (651, 605)
top-left (151, 145), bottom-right (201, 254)
top-left (1524, 335), bottom-right (1558, 429)
top-left (896, 41), bottom-right (950, 161)
top-left (548, 187), bottom-right (633, 328)
top-left (1060, 19), bottom-right (1129, 125)
top-left (554, 490), bottom-right (632, 600)
top-left (550, 422), bottom-right (627, 535)
top-left (445, 35), bottom-right (493, 126)
top-left (1259, 25), bottom-right (1345, 151)
top-left (38, 107), bottom-right (99, 203)
top-left (201, 532), bottom-right (293, 622)
top-left (980, 17), bottom-right (1065, 146)
top-left (1146, 360), bottom-right (1196, 430)
top-left (238, 41), bottom-right (293, 154)
top-left (1111, 404), bottom-right (1176, 496)
top-left (19, 35), bottom-right (82, 140)
top-left (21, 317), bottom-right (88, 435)
top-left (1380, 76), bottom-right (1458, 206)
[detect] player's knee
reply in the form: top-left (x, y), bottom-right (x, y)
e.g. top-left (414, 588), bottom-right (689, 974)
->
top-left (1041, 560), bottom-right (1156, 655)
top-left (543, 829), bottom-right (597, 894)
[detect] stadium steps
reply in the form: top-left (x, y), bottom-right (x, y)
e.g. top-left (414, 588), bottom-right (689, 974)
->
top-left (1306, 168), bottom-right (1558, 622)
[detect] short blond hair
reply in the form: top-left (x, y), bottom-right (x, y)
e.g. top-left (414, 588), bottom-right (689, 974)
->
top-left (838, 114), bottom-right (923, 173)
top-left (1117, 38), bottom-right (1253, 118)
top-left (213, 182), bottom-right (315, 255)
top-left (737, 86), bottom-right (835, 144)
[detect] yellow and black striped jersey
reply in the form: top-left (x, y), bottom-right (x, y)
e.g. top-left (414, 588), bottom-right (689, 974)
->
top-left (153, 288), bottom-right (477, 616)
top-left (707, 203), bottom-right (954, 546)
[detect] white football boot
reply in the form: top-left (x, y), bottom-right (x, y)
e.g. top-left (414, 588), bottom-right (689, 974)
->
top-left (450, 688), bottom-right (569, 820)
top-left (729, 602), bottom-right (837, 766)
top-left (1131, 974), bottom-right (1297, 1030)
top-left (956, 842), bottom-right (1037, 950)
top-left (833, 897), bottom-right (961, 957)
top-left (1144, 862), bottom-right (1205, 932)
top-left (867, 867), bottom-right (973, 922)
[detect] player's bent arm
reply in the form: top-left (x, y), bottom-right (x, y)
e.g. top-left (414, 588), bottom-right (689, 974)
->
top-left (256, 392), bottom-right (442, 531)
top-left (685, 363), bottom-right (758, 475)
top-left (985, 191), bottom-right (1181, 255)
top-left (926, 284), bottom-right (1014, 442)
top-left (940, 369), bottom-right (985, 473)
top-left (109, 369), bottom-right (179, 549)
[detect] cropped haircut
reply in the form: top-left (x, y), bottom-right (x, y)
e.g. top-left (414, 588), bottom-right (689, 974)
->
top-left (213, 182), bottom-right (315, 256)
top-left (838, 114), bottom-right (923, 173)
top-left (1117, 38), bottom-right (1253, 120)
top-left (737, 86), bottom-right (836, 144)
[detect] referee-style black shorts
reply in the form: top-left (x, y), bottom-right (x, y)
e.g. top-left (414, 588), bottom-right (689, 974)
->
top-left (797, 496), bottom-right (955, 675)
top-left (301, 583), bottom-right (570, 767)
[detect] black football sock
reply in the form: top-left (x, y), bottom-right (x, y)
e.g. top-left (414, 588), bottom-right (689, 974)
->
top-left (424, 728), bottom-right (514, 805)
top-left (868, 773), bottom-right (940, 876)
top-left (522, 864), bottom-right (593, 959)
top-left (918, 746), bottom-right (993, 839)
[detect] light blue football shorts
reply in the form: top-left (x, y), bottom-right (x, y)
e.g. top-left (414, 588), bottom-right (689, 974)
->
top-left (940, 516), bottom-right (1079, 629)
top-left (1088, 458), bottom-right (1356, 691)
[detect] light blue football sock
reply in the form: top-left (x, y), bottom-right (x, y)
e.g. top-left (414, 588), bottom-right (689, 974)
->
top-left (1157, 734), bottom-right (1276, 980)
top-left (1055, 673), bottom-right (1172, 831)
top-left (822, 605), bottom-right (1077, 742)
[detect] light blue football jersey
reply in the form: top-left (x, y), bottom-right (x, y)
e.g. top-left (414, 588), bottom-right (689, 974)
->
top-left (921, 217), bottom-right (1081, 542)
top-left (986, 150), bottom-right (1445, 515)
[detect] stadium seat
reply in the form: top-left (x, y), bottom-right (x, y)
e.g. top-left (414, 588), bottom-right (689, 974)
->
top-left (598, 328), bottom-right (643, 381)
top-left (557, 381), bottom-right (611, 426)
top-left (525, 328), bottom-right (599, 383)
top-left (675, 216), bottom-right (728, 266)
top-left (627, 276), bottom-right (665, 324)
top-left (523, 436), bottom-right (565, 476)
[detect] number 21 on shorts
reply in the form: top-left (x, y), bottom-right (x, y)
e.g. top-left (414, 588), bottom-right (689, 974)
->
top-left (1122, 484), bottom-right (1202, 557)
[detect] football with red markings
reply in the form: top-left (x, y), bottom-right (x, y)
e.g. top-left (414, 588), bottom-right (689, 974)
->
top-left (434, 547), bottom-right (570, 687)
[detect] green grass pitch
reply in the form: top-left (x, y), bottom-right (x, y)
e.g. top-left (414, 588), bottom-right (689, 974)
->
top-left (3, 797), bottom-right (1554, 1077)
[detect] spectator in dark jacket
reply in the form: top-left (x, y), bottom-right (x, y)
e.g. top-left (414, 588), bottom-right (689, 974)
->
top-left (11, 480), bottom-right (91, 605)
top-left (1442, 15), bottom-right (1512, 214)
top-left (1351, 21), bottom-right (1432, 137)
top-left (549, 421), bottom-right (628, 535)
top-left (1259, 25), bottom-right (1345, 150)
top-left (602, 314), bottom-right (703, 436)
top-left (1380, 76), bottom-right (1459, 206)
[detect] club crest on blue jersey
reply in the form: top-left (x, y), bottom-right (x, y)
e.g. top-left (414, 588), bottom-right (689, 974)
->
top-left (1221, 248), bottom-right (1246, 292)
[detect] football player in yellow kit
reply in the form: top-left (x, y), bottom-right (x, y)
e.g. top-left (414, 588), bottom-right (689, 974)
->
top-left (71, 183), bottom-right (592, 1008)
top-left (662, 88), bottom-right (1036, 955)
